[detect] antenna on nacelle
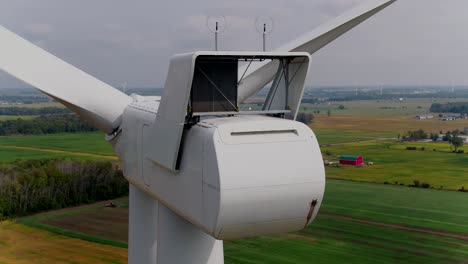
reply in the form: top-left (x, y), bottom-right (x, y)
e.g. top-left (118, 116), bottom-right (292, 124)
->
top-left (255, 16), bottom-right (274, 51)
top-left (207, 16), bottom-right (226, 51)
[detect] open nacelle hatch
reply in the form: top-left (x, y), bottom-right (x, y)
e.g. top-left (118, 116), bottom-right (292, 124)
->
top-left (148, 52), bottom-right (311, 171)
top-left (190, 57), bottom-right (238, 114)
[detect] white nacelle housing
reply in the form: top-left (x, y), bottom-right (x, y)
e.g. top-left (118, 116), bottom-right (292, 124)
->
top-left (112, 51), bottom-right (325, 240)
top-left (115, 104), bottom-right (325, 240)
top-left (197, 116), bottom-right (325, 240)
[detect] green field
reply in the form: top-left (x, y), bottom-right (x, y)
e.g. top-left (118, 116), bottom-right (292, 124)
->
top-left (0, 132), bottom-right (114, 156)
top-left (15, 180), bottom-right (468, 264)
top-left (314, 128), bottom-right (395, 145)
top-left (322, 141), bottom-right (468, 190)
top-left (226, 181), bottom-right (468, 264)
top-left (0, 147), bottom-right (76, 162)
top-left (0, 115), bottom-right (36, 120)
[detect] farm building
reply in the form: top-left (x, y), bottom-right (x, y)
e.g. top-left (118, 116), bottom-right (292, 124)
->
top-left (339, 155), bottom-right (364, 166)
top-left (416, 115), bottom-right (433, 120)
top-left (441, 116), bottom-right (457, 121)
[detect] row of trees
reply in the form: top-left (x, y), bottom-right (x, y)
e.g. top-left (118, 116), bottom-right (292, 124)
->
top-left (401, 129), bottom-right (464, 151)
top-left (0, 95), bottom-right (50, 104)
top-left (0, 114), bottom-right (96, 135)
top-left (430, 102), bottom-right (468, 114)
top-left (0, 107), bottom-right (70, 116)
top-left (0, 159), bottom-right (128, 219)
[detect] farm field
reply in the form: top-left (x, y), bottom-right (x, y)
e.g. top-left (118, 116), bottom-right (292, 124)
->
top-left (314, 128), bottom-right (395, 145)
top-left (0, 115), bottom-right (36, 120)
top-left (0, 132), bottom-right (115, 160)
top-left (322, 141), bottom-right (468, 190)
top-left (0, 132), bottom-right (467, 191)
top-left (312, 114), bottom-right (468, 135)
top-left (14, 180), bottom-right (468, 264)
top-left (0, 221), bottom-right (127, 264)
top-left (1, 97), bottom-right (467, 263)
top-left (301, 98), bottom-right (468, 116)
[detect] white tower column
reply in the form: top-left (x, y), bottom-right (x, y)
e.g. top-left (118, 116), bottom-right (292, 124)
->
top-left (128, 184), bottom-right (224, 264)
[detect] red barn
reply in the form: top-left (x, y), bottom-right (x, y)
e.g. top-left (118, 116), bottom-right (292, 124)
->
top-left (339, 155), bottom-right (364, 166)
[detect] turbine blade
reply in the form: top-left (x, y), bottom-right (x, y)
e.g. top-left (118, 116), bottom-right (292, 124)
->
top-left (238, 0), bottom-right (397, 102)
top-left (0, 26), bottom-right (132, 133)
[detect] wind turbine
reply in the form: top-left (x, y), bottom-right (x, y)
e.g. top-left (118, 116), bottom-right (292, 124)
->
top-left (0, 0), bottom-right (396, 263)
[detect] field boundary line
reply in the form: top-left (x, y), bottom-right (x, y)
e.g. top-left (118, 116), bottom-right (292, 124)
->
top-left (0, 145), bottom-right (117, 160)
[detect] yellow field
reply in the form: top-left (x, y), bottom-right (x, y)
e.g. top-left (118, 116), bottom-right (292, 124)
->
top-left (0, 221), bottom-right (127, 264)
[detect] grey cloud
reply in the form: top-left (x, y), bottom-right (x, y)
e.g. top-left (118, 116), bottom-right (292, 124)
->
top-left (1, 0), bottom-right (468, 89)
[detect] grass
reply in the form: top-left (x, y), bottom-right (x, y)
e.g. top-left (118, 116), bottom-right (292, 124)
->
top-left (0, 132), bottom-right (115, 157)
top-left (0, 115), bottom-right (36, 120)
top-left (321, 180), bottom-right (468, 234)
top-left (14, 180), bottom-right (468, 264)
top-left (0, 132), bottom-right (116, 162)
top-left (0, 147), bottom-right (71, 162)
top-left (322, 141), bottom-right (468, 190)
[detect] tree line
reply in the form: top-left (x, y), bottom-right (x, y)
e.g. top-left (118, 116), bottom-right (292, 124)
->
top-left (0, 114), bottom-right (96, 135)
top-left (0, 107), bottom-right (70, 116)
top-left (0, 159), bottom-right (128, 219)
top-left (402, 129), bottom-right (464, 152)
top-left (0, 95), bottom-right (50, 104)
top-left (430, 102), bottom-right (468, 114)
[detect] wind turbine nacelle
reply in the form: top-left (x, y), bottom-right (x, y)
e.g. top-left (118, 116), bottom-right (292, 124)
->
top-left (115, 105), bottom-right (325, 240)
top-left (112, 52), bottom-right (325, 240)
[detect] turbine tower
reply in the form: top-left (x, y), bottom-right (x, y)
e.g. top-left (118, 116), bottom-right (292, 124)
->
top-left (0, 1), bottom-right (396, 263)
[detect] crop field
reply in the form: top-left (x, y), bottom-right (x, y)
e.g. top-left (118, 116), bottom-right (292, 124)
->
top-left (314, 128), bottom-right (395, 145)
top-left (12, 180), bottom-right (467, 264)
top-left (312, 114), bottom-right (468, 135)
top-left (322, 141), bottom-right (468, 190)
top-left (301, 98), bottom-right (468, 116)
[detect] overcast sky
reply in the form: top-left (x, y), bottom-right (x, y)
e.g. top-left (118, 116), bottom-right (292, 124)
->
top-left (1, 0), bottom-right (468, 89)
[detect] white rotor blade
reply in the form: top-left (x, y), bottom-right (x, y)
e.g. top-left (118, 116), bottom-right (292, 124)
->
top-left (238, 0), bottom-right (397, 102)
top-left (0, 26), bottom-right (132, 134)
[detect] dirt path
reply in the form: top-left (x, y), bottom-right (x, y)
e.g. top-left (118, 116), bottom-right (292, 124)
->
top-left (0, 145), bottom-right (118, 160)
top-left (322, 213), bottom-right (468, 240)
